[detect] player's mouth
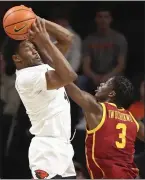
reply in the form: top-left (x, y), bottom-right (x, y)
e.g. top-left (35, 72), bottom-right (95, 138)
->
top-left (35, 54), bottom-right (41, 60)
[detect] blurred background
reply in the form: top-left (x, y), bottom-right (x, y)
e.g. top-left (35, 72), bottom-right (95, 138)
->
top-left (0, 1), bottom-right (144, 179)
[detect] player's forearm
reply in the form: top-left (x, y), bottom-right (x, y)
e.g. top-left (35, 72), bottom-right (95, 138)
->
top-left (44, 39), bottom-right (77, 83)
top-left (65, 83), bottom-right (98, 112)
top-left (65, 83), bottom-right (83, 105)
top-left (44, 20), bottom-right (74, 44)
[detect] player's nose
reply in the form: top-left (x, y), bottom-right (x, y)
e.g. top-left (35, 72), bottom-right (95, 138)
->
top-left (32, 49), bottom-right (37, 55)
top-left (100, 83), bottom-right (104, 87)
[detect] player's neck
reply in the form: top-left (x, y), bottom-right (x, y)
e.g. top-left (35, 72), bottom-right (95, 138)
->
top-left (97, 27), bottom-right (111, 36)
top-left (16, 62), bottom-right (43, 70)
top-left (16, 64), bottom-right (24, 70)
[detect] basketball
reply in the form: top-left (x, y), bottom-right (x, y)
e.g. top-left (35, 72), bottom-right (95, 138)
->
top-left (3, 5), bottom-right (36, 40)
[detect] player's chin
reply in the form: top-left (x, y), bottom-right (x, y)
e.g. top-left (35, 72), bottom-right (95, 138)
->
top-left (95, 92), bottom-right (100, 99)
top-left (95, 91), bottom-right (103, 101)
top-left (34, 58), bottom-right (42, 64)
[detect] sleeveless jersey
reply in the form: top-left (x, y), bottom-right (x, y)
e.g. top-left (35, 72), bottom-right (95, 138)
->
top-left (85, 102), bottom-right (139, 179)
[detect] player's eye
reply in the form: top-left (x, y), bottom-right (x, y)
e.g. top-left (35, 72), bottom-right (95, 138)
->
top-left (24, 47), bottom-right (30, 52)
top-left (25, 47), bottom-right (29, 50)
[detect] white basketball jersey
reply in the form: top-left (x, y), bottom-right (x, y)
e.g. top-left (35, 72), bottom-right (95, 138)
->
top-left (15, 64), bottom-right (71, 141)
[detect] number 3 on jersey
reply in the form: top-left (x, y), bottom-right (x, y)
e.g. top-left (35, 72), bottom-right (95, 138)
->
top-left (116, 123), bottom-right (127, 149)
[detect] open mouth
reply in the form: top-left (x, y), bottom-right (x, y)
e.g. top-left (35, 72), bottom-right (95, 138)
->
top-left (35, 55), bottom-right (40, 59)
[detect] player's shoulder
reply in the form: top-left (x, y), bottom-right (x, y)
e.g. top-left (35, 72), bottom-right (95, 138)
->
top-left (16, 68), bottom-right (35, 89)
top-left (111, 29), bottom-right (127, 42)
top-left (16, 64), bottom-right (54, 90)
top-left (16, 65), bottom-right (45, 86)
top-left (102, 102), bottom-right (119, 110)
top-left (36, 64), bottom-right (54, 71)
top-left (101, 102), bottom-right (114, 107)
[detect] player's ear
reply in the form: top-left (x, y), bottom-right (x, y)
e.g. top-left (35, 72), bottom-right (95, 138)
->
top-left (108, 90), bottom-right (116, 98)
top-left (12, 54), bottom-right (22, 63)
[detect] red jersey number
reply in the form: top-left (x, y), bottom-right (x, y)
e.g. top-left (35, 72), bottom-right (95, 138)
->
top-left (115, 123), bottom-right (127, 149)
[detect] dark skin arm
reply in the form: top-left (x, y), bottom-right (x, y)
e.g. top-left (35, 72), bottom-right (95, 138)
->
top-left (37, 19), bottom-right (74, 69)
top-left (137, 121), bottom-right (145, 142)
top-left (40, 20), bottom-right (103, 130)
top-left (30, 18), bottom-right (77, 90)
top-left (45, 19), bottom-right (73, 56)
top-left (65, 83), bottom-right (103, 130)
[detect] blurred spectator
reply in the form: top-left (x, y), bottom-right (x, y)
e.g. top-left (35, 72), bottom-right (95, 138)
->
top-left (0, 52), bottom-right (5, 75)
top-left (134, 118), bottom-right (145, 179)
top-left (128, 80), bottom-right (145, 178)
top-left (1, 37), bottom-right (20, 118)
top-left (1, 67), bottom-right (20, 117)
top-left (128, 80), bottom-right (144, 121)
top-left (78, 7), bottom-right (127, 94)
top-left (51, 7), bottom-right (82, 72)
top-left (0, 52), bottom-right (5, 116)
top-left (3, 103), bottom-right (32, 178)
top-left (1, 40), bottom-right (21, 178)
top-left (135, 151), bottom-right (145, 178)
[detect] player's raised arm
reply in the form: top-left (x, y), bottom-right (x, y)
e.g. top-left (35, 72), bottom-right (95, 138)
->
top-left (137, 120), bottom-right (145, 142)
top-left (65, 83), bottom-right (102, 115)
top-left (29, 17), bottom-right (77, 90)
top-left (44, 19), bottom-right (73, 55)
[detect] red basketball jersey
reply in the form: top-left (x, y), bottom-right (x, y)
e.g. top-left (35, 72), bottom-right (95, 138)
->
top-left (85, 102), bottom-right (139, 179)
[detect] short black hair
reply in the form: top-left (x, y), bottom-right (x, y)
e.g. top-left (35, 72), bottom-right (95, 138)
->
top-left (96, 4), bottom-right (113, 16)
top-left (2, 37), bottom-right (22, 74)
top-left (2, 37), bottom-right (21, 64)
top-left (113, 76), bottom-right (134, 109)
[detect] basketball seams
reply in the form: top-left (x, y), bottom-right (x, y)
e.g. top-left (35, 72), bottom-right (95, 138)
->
top-left (5, 17), bottom-right (36, 28)
top-left (3, 9), bottom-right (34, 23)
top-left (5, 31), bottom-right (28, 36)
top-left (5, 18), bottom-right (36, 35)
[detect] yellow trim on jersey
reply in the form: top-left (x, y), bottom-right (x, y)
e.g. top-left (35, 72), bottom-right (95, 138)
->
top-left (107, 102), bottom-right (117, 107)
top-left (87, 103), bottom-right (106, 134)
top-left (92, 133), bottom-right (105, 178)
top-left (107, 102), bottom-right (125, 111)
top-left (129, 112), bottom-right (139, 132)
top-left (85, 134), bottom-right (94, 179)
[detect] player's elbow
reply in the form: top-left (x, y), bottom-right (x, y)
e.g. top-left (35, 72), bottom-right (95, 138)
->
top-left (66, 71), bottom-right (78, 83)
top-left (65, 33), bottom-right (74, 47)
top-left (61, 70), bottom-right (78, 85)
top-left (68, 33), bottom-right (74, 43)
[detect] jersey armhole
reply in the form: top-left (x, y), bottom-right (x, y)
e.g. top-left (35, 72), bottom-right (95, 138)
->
top-left (87, 103), bottom-right (106, 134)
top-left (129, 112), bottom-right (139, 132)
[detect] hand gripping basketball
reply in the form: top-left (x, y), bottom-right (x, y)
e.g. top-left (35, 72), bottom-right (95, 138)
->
top-left (28, 17), bottom-right (50, 45)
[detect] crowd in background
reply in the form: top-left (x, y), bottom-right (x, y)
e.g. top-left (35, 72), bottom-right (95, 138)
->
top-left (0, 1), bottom-right (144, 179)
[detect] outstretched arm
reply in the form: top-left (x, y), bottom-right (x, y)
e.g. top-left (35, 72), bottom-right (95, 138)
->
top-left (65, 83), bottom-right (102, 114)
top-left (137, 121), bottom-right (145, 142)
